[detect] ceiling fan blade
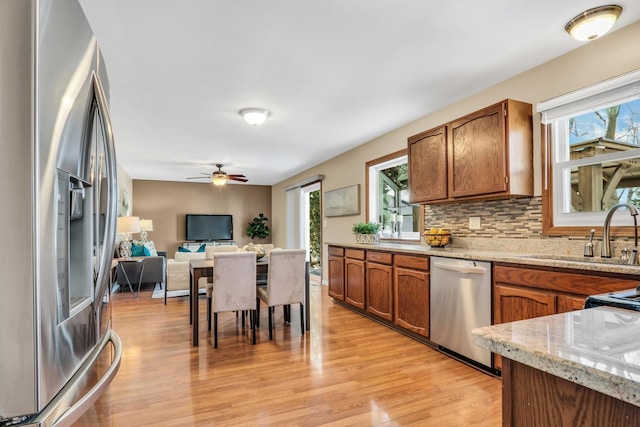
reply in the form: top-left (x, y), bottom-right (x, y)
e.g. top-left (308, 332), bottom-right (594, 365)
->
top-left (227, 174), bottom-right (246, 179)
top-left (229, 176), bottom-right (248, 182)
top-left (186, 176), bottom-right (210, 180)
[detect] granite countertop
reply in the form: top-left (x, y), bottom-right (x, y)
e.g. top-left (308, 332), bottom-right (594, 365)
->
top-left (328, 241), bottom-right (640, 276)
top-left (472, 306), bottom-right (640, 406)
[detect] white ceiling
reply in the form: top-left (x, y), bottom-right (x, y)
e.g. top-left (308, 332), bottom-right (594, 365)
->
top-left (77, 1), bottom-right (640, 186)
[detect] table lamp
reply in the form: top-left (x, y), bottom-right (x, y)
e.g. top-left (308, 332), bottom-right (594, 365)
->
top-left (116, 216), bottom-right (140, 259)
top-left (139, 219), bottom-right (153, 243)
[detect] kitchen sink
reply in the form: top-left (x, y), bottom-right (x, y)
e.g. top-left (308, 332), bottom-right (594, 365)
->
top-left (517, 254), bottom-right (634, 265)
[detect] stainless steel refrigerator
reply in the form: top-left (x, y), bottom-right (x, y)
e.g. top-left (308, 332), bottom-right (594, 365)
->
top-left (0, 1), bottom-right (122, 425)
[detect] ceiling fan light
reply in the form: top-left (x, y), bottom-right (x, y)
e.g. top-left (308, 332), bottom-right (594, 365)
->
top-left (565, 5), bottom-right (622, 41)
top-left (211, 173), bottom-right (228, 186)
top-left (239, 108), bottom-right (270, 126)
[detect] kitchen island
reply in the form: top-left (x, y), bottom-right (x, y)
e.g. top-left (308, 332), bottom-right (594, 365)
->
top-left (473, 307), bottom-right (640, 425)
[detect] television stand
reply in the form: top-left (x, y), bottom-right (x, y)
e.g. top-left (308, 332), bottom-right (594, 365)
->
top-left (182, 241), bottom-right (236, 251)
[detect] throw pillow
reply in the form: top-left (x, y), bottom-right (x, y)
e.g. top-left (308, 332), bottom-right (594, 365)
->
top-left (178, 247), bottom-right (192, 253)
top-left (197, 244), bottom-right (206, 252)
top-left (131, 244), bottom-right (147, 257)
top-left (143, 240), bottom-right (158, 256)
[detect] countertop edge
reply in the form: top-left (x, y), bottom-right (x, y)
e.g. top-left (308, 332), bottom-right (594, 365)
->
top-left (472, 318), bottom-right (640, 407)
top-left (327, 241), bottom-right (640, 276)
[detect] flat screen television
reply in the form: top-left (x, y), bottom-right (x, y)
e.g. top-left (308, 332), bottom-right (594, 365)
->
top-left (185, 214), bottom-right (233, 241)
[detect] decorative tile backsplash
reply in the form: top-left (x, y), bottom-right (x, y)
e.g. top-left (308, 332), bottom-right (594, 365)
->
top-left (423, 196), bottom-right (635, 256)
top-left (424, 196), bottom-right (543, 238)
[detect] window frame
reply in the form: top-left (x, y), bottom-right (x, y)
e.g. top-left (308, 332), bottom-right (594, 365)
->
top-left (366, 149), bottom-right (422, 242)
top-left (540, 69), bottom-right (640, 237)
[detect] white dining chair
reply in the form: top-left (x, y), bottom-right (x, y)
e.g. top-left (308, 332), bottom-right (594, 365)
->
top-left (256, 248), bottom-right (306, 340)
top-left (204, 245), bottom-right (239, 329)
top-left (207, 251), bottom-right (257, 348)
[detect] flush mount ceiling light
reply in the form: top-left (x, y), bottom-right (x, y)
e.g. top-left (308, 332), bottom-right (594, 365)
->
top-left (565, 5), bottom-right (622, 41)
top-left (239, 108), bottom-right (270, 126)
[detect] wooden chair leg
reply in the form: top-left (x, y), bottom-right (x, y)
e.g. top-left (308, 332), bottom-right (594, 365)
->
top-left (241, 310), bottom-right (246, 328)
top-left (207, 297), bottom-right (212, 331)
top-left (268, 306), bottom-right (273, 340)
top-left (214, 312), bottom-right (218, 349)
top-left (300, 303), bottom-right (305, 335)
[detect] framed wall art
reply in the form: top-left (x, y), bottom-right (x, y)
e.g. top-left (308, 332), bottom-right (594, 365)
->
top-left (324, 184), bottom-right (360, 217)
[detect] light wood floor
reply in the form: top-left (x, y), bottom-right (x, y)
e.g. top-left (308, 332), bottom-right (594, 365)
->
top-left (74, 280), bottom-right (502, 426)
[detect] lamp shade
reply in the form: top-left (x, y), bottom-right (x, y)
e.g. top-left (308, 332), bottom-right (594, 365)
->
top-left (239, 108), bottom-right (270, 126)
top-left (139, 219), bottom-right (153, 232)
top-left (116, 216), bottom-right (141, 234)
top-left (565, 5), bottom-right (622, 41)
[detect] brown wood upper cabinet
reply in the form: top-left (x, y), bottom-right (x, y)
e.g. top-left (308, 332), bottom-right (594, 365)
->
top-left (408, 99), bottom-right (533, 204)
top-left (408, 126), bottom-right (448, 203)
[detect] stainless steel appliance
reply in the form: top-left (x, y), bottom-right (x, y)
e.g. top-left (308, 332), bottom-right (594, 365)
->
top-left (430, 256), bottom-right (492, 370)
top-left (585, 287), bottom-right (640, 312)
top-left (0, 1), bottom-right (122, 425)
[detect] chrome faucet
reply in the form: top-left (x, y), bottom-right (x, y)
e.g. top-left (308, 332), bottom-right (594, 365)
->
top-left (601, 202), bottom-right (639, 260)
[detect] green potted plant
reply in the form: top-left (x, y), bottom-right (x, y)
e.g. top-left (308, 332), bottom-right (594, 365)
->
top-left (352, 221), bottom-right (381, 245)
top-left (247, 213), bottom-right (270, 240)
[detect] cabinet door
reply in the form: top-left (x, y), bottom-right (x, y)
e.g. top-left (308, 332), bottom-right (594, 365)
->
top-left (408, 126), bottom-right (448, 203)
top-left (494, 284), bottom-right (556, 325)
top-left (328, 255), bottom-right (345, 301)
top-left (345, 258), bottom-right (365, 309)
top-left (394, 267), bottom-right (429, 337)
top-left (366, 262), bottom-right (393, 321)
top-left (494, 284), bottom-right (556, 370)
top-left (557, 294), bottom-right (587, 313)
top-left (449, 102), bottom-right (507, 198)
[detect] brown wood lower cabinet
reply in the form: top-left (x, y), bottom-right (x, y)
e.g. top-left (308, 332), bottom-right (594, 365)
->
top-left (327, 246), bottom-right (345, 301)
top-left (366, 251), bottom-right (393, 321)
top-left (344, 249), bottom-right (365, 309)
top-left (394, 255), bottom-right (429, 337)
top-left (493, 263), bottom-right (640, 370)
top-left (502, 358), bottom-right (640, 426)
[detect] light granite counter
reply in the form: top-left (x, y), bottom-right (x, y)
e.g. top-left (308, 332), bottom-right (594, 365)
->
top-left (472, 306), bottom-right (640, 407)
top-left (327, 241), bottom-right (640, 276)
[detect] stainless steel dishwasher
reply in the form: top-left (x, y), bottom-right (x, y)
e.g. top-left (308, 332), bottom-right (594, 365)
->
top-left (430, 256), bottom-right (492, 369)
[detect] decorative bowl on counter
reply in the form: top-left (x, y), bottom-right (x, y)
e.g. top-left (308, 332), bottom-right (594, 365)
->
top-left (423, 228), bottom-right (451, 247)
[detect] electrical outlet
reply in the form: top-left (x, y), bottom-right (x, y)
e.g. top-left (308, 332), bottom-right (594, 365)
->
top-left (469, 216), bottom-right (481, 230)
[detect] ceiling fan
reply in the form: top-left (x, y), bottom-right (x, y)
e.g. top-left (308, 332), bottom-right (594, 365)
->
top-left (186, 164), bottom-right (248, 186)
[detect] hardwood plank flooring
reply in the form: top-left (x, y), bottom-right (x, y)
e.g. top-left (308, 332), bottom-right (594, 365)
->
top-left (74, 281), bottom-right (501, 426)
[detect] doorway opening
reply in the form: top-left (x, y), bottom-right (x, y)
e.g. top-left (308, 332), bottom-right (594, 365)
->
top-left (302, 182), bottom-right (321, 282)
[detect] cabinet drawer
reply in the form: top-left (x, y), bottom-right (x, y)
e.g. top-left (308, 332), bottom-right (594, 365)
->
top-left (367, 251), bottom-right (392, 264)
top-left (328, 246), bottom-right (344, 257)
top-left (345, 249), bottom-right (365, 260)
top-left (494, 264), bottom-right (639, 295)
top-left (395, 254), bottom-right (429, 271)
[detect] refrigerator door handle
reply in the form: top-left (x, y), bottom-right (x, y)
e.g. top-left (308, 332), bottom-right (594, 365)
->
top-left (32, 330), bottom-right (122, 427)
top-left (92, 71), bottom-right (118, 300)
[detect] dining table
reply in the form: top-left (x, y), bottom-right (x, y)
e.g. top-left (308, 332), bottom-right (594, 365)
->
top-left (189, 256), bottom-right (310, 346)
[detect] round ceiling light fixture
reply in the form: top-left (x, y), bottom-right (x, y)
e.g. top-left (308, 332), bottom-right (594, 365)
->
top-left (239, 108), bottom-right (270, 126)
top-left (565, 5), bottom-right (622, 41)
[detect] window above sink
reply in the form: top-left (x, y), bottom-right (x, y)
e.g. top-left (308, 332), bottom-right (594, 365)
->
top-left (539, 69), bottom-right (640, 236)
